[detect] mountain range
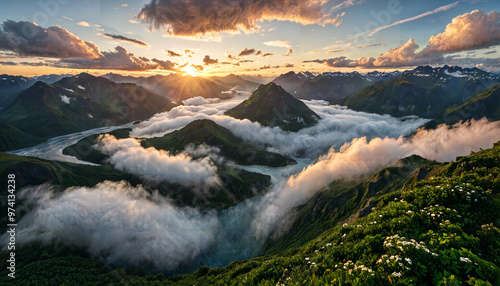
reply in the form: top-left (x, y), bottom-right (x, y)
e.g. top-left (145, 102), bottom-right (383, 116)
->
top-left (2, 65), bottom-right (500, 152)
top-left (3, 138), bottom-right (499, 285)
top-left (141, 119), bottom-right (296, 166)
top-left (225, 82), bottom-right (320, 132)
top-left (103, 73), bottom-right (260, 102)
top-left (0, 73), bottom-right (72, 101)
top-left (0, 64), bottom-right (499, 285)
top-left (271, 66), bottom-right (500, 117)
top-left (342, 65), bottom-right (500, 117)
top-left (0, 73), bottom-right (175, 151)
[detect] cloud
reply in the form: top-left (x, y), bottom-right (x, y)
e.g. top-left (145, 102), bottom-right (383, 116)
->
top-left (329, 0), bottom-right (363, 13)
top-left (283, 48), bottom-right (294, 56)
top-left (97, 135), bottom-right (221, 188)
top-left (0, 20), bottom-right (101, 58)
top-left (19, 61), bottom-right (49, 67)
top-left (151, 58), bottom-right (178, 70)
top-left (138, 0), bottom-right (328, 37)
top-left (0, 61), bottom-right (17, 66)
top-left (166, 50), bottom-right (182, 57)
top-left (322, 12), bottom-right (345, 27)
top-left (8, 118), bottom-right (499, 276)
top-left (284, 63), bottom-right (294, 68)
top-left (102, 33), bottom-right (149, 47)
top-left (408, 119), bottom-right (500, 162)
top-left (203, 55), bottom-right (218, 65)
top-left (308, 39), bottom-right (440, 68)
top-left (484, 50), bottom-right (497, 55)
top-left (191, 64), bottom-right (204, 71)
top-left (251, 118), bottom-right (500, 238)
top-left (371, 38), bottom-right (422, 67)
top-left (184, 48), bottom-right (195, 55)
top-left (238, 47), bottom-right (257, 57)
top-left (327, 49), bottom-right (347, 53)
top-left (10, 181), bottom-right (222, 273)
top-left (256, 51), bottom-right (274, 57)
top-left (421, 10), bottom-right (500, 55)
top-left (356, 43), bottom-right (386, 49)
top-left (363, 1), bottom-right (460, 37)
top-left (57, 46), bottom-right (170, 71)
top-left (263, 40), bottom-right (291, 48)
top-left (62, 16), bottom-right (73, 21)
top-left (308, 50), bottom-right (319, 54)
top-left (314, 10), bottom-right (500, 69)
top-left (130, 98), bottom-right (429, 159)
top-left (260, 64), bottom-right (281, 69)
top-left (182, 96), bottom-right (221, 106)
top-left (77, 21), bottom-right (91, 27)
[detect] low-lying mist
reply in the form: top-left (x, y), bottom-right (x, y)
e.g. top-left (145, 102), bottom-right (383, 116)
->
top-left (97, 134), bottom-right (221, 188)
top-left (252, 118), bottom-right (500, 239)
top-left (3, 94), bottom-right (500, 274)
top-left (131, 98), bottom-right (429, 158)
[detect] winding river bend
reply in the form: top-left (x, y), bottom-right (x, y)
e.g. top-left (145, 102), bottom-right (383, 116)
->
top-left (8, 122), bottom-right (136, 165)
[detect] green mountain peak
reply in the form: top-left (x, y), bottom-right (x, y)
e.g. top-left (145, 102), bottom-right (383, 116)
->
top-left (225, 82), bottom-right (320, 132)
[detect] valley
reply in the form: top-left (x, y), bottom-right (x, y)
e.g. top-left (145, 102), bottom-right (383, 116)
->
top-left (1, 65), bottom-right (499, 286)
top-left (1, 2), bottom-right (500, 284)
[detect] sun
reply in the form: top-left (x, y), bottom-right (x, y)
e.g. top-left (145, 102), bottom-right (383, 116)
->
top-left (183, 65), bottom-right (197, 76)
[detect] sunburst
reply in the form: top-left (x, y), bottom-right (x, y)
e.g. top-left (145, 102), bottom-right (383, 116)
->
top-left (183, 65), bottom-right (197, 76)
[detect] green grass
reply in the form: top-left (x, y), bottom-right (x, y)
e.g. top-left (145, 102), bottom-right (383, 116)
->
top-left (142, 119), bottom-right (296, 167)
top-left (343, 72), bottom-right (497, 118)
top-left (0, 121), bottom-right (46, 151)
top-left (2, 142), bottom-right (499, 285)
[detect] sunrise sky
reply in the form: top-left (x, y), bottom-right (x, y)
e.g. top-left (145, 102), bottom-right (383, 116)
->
top-left (0, 0), bottom-right (499, 77)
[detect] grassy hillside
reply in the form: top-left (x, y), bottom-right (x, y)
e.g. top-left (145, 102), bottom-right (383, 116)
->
top-left (296, 73), bottom-right (372, 101)
top-left (54, 73), bottom-right (176, 122)
top-left (0, 121), bottom-right (46, 151)
top-left (63, 126), bottom-right (273, 210)
top-left (142, 119), bottom-right (296, 167)
top-left (344, 66), bottom-right (499, 118)
top-left (0, 81), bottom-right (118, 138)
top-left (0, 152), bottom-right (142, 228)
top-left (225, 82), bottom-right (320, 132)
top-left (0, 73), bottom-right (176, 151)
top-left (64, 120), bottom-right (296, 167)
top-left (264, 155), bottom-right (439, 255)
top-left (62, 128), bottom-right (132, 164)
top-left (442, 83), bottom-right (500, 123)
top-left (2, 142), bottom-right (499, 285)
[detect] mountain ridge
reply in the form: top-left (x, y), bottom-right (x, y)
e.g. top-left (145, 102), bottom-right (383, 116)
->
top-left (225, 82), bottom-right (320, 132)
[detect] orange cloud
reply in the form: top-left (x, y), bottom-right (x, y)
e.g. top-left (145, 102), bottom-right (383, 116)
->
top-left (138, 0), bottom-right (328, 37)
top-left (306, 10), bottom-right (500, 69)
top-left (423, 10), bottom-right (500, 55)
